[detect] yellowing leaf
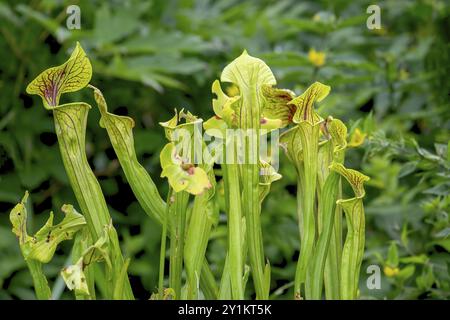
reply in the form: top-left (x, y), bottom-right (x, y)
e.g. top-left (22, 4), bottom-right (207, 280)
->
top-left (9, 192), bottom-right (52, 299)
top-left (26, 42), bottom-right (92, 109)
top-left (10, 192), bottom-right (86, 264)
top-left (28, 204), bottom-right (86, 263)
top-left (61, 259), bottom-right (89, 296)
top-left (160, 143), bottom-right (211, 195)
top-left (9, 191), bottom-right (31, 245)
top-left (184, 166), bottom-right (212, 195)
top-left (62, 227), bottom-right (113, 296)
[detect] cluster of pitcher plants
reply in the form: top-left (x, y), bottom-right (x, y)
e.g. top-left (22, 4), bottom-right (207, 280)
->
top-left (9, 43), bottom-right (369, 300)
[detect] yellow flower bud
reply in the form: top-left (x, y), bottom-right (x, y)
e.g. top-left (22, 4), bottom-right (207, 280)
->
top-left (308, 48), bottom-right (326, 67)
top-left (384, 266), bottom-right (400, 277)
top-left (348, 128), bottom-right (367, 148)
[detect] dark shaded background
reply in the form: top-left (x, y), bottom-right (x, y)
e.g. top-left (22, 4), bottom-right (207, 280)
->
top-left (0, 0), bottom-right (449, 299)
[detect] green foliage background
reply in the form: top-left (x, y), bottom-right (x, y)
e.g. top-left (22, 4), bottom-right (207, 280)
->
top-left (0, 0), bottom-right (448, 299)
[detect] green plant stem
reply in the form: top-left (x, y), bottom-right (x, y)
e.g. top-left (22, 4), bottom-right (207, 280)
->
top-left (340, 199), bottom-right (365, 299)
top-left (242, 161), bottom-right (267, 299)
top-left (240, 89), bottom-right (268, 300)
top-left (306, 172), bottom-right (339, 299)
top-left (294, 122), bottom-right (320, 298)
top-left (185, 191), bottom-right (214, 299)
top-left (105, 225), bottom-right (133, 300)
top-left (324, 184), bottom-right (342, 300)
top-left (296, 167), bottom-right (305, 240)
top-left (294, 173), bottom-right (304, 300)
top-left (226, 160), bottom-right (244, 300)
top-left (25, 259), bottom-right (51, 300)
top-left (200, 261), bottom-right (219, 299)
top-left (113, 259), bottom-right (131, 299)
top-left (169, 191), bottom-right (189, 299)
top-left (93, 264), bottom-right (108, 298)
top-left (218, 253), bottom-right (232, 299)
top-left (218, 158), bottom-right (232, 300)
top-left (158, 189), bottom-right (171, 297)
top-left (317, 141), bottom-right (343, 300)
top-left (158, 220), bottom-right (168, 297)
